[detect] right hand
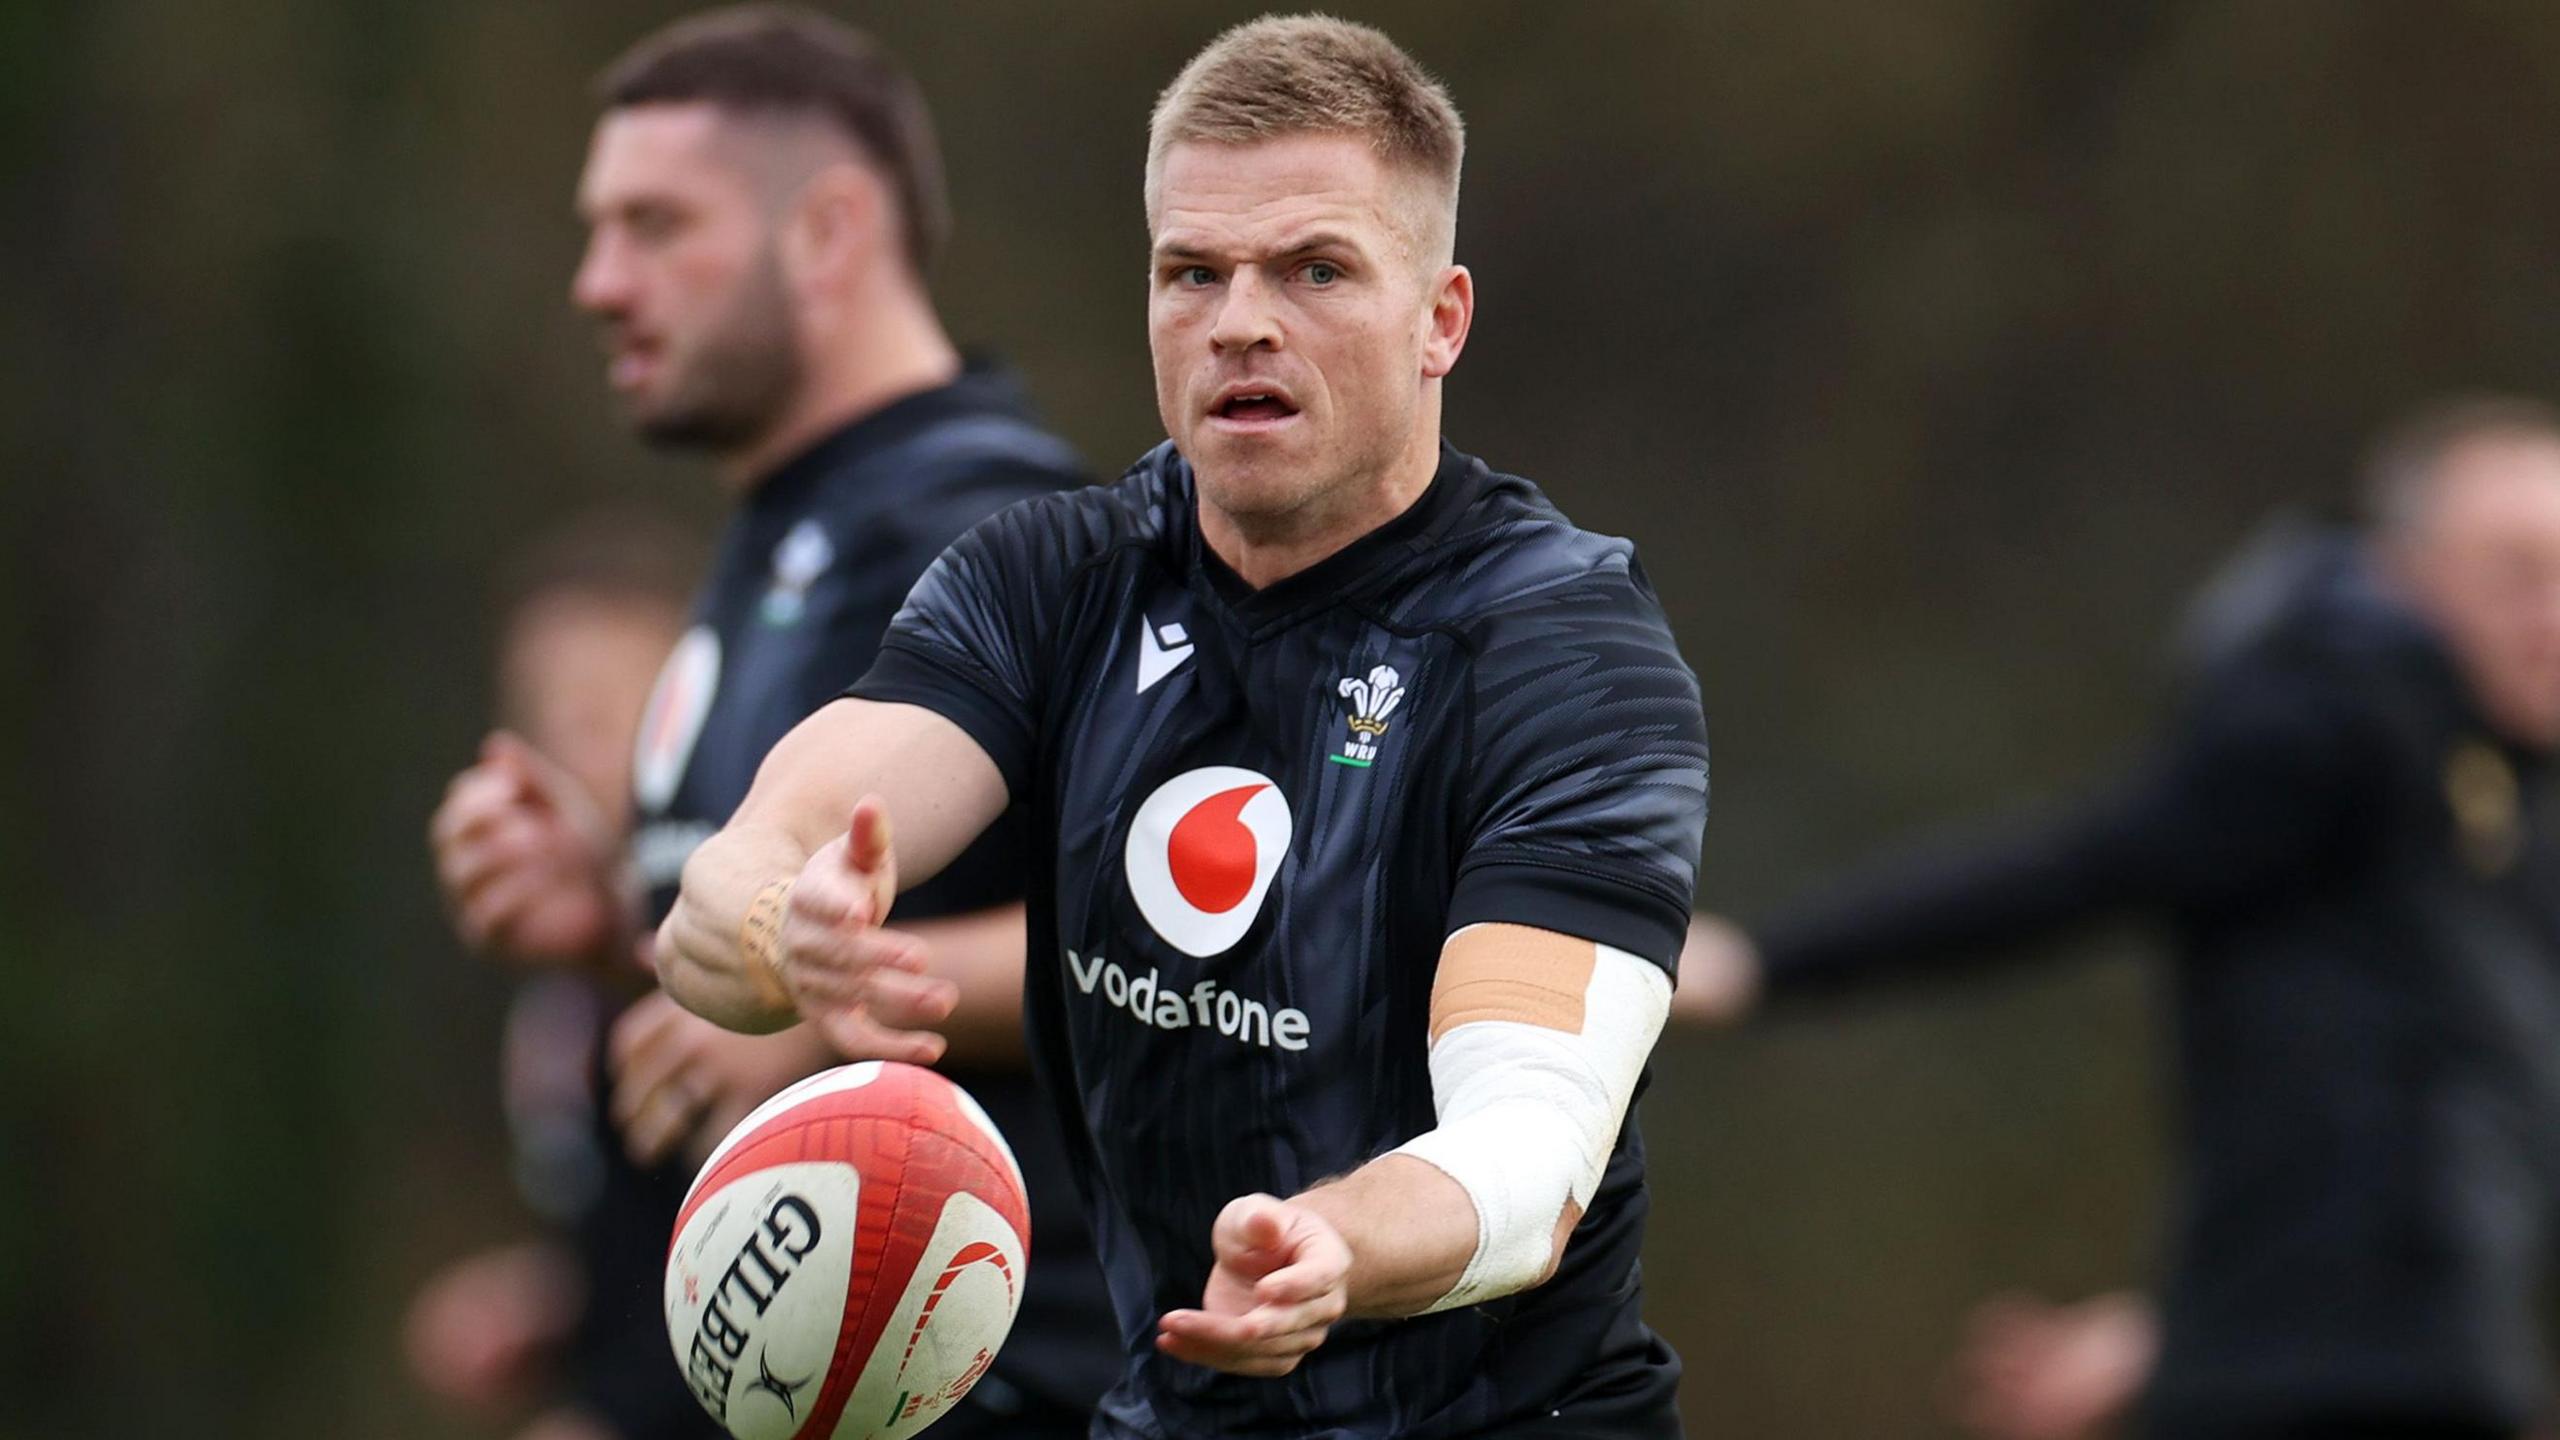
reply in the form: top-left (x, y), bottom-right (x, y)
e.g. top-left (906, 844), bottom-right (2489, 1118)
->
top-left (1156, 1193), bottom-right (1353, 1377)
top-left (430, 731), bottom-right (626, 968)
top-left (1669, 912), bottom-right (1761, 1026)
top-left (775, 796), bottom-right (959, 1064)
top-left (1949, 1291), bottom-right (2157, 1440)
top-left (402, 1240), bottom-right (580, 1416)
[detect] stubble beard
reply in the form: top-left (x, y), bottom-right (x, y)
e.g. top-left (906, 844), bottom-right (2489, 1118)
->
top-left (629, 253), bottom-right (804, 456)
top-left (1197, 418), bottom-right (1412, 553)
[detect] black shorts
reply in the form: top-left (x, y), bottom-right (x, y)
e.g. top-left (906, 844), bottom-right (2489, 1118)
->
top-left (929, 1371), bottom-right (1093, 1440)
top-left (1474, 1329), bottom-right (1684, 1440)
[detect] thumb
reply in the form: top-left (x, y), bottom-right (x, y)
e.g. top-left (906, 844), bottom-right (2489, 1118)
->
top-left (844, 797), bottom-right (899, 914)
top-left (1218, 1195), bottom-right (1290, 1261)
top-left (846, 797), bottom-right (895, 871)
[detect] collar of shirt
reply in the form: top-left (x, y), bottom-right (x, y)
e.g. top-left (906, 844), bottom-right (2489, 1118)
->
top-left (745, 359), bottom-right (1038, 522)
top-left (1185, 439), bottom-right (1489, 634)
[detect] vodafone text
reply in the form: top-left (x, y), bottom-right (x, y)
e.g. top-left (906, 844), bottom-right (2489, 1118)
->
top-left (1065, 949), bottom-right (1310, 1051)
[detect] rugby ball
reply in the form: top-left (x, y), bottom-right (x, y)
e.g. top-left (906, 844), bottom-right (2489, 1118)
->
top-left (663, 1062), bottom-right (1031, 1439)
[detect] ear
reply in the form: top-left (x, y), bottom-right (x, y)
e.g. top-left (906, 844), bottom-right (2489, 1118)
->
top-left (776, 162), bottom-right (885, 297)
top-left (1420, 264), bottom-right (1473, 380)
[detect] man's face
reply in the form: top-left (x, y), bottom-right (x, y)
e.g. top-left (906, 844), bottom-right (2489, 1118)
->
top-left (500, 591), bottom-right (684, 826)
top-left (2395, 436), bottom-right (2560, 748)
top-left (1148, 134), bottom-right (1451, 530)
top-left (572, 103), bottom-right (802, 451)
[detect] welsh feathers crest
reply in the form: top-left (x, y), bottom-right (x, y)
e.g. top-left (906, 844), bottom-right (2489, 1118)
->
top-left (1332, 664), bottom-right (1406, 767)
top-left (760, 519), bottom-right (834, 627)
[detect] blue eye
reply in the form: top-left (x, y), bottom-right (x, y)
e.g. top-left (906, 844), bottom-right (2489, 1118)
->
top-left (1179, 265), bottom-right (1216, 287)
top-left (1304, 262), bottom-right (1340, 285)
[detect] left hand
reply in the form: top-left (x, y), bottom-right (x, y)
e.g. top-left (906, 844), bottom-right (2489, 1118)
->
top-left (606, 991), bottom-right (837, 1168)
top-left (1157, 1193), bottom-right (1352, 1377)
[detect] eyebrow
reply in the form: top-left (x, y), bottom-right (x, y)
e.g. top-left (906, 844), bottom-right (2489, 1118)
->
top-left (1274, 230), bottom-right (1365, 258)
top-left (577, 192), bottom-right (677, 222)
top-left (1151, 230), bottom-right (1373, 265)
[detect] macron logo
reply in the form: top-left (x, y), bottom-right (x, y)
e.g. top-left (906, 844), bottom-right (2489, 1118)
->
top-left (1135, 616), bottom-right (1194, 694)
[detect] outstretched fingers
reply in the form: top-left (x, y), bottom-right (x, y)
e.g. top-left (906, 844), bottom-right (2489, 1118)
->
top-left (815, 1004), bottom-right (947, 1066)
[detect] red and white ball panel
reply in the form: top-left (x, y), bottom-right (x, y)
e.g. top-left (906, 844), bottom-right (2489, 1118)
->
top-left (663, 1062), bottom-right (1032, 1440)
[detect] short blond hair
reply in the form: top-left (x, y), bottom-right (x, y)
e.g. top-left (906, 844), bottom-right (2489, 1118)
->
top-left (1146, 15), bottom-right (1465, 261)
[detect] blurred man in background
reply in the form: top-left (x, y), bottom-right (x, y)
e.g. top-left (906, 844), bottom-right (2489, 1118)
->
top-left (427, 8), bottom-right (1113, 1438)
top-left (1679, 397), bottom-right (2560, 1440)
top-left (408, 515), bottom-right (696, 1433)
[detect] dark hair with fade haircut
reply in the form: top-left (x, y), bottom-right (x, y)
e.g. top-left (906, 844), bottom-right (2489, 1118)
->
top-left (2362, 393), bottom-right (2560, 536)
top-left (597, 4), bottom-right (951, 275)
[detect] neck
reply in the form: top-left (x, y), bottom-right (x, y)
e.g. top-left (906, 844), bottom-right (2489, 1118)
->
top-left (2370, 534), bottom-right (2447, 629)
top-left (1202, 404), bottom-right (1445, 591)
top-left (716, 281), bottom-right (962, 492)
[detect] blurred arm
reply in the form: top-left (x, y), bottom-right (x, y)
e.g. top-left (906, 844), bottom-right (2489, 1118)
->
top-left (897, 901), bottom-right (1028, 1062)
top-left (655, 697), bottom-right (1008, 1036)
top-left (1755, 667), bottom-right (2379, 1000)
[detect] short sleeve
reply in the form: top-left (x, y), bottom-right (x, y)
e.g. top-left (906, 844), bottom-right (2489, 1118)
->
top-left (1446, 571), bottom-right (1710, 970)
top-left (846, 493), bottom-right (1083, 796)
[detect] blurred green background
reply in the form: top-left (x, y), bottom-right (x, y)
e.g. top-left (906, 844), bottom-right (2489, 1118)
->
top-left (8, 2), bottom-right (2560, 1435)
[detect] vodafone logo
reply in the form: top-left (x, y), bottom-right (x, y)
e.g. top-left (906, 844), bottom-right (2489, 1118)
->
top-left (1124, 766), bottom-right (1292, 957)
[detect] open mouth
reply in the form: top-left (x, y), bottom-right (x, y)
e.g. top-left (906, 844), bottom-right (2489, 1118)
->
top-left (1211, 390), bottom-right (1301, 423)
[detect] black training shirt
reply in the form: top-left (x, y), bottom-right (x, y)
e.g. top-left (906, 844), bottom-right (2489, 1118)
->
top-left (851, 440), bottom-right (1710, 1439)
top-left (588, 365), bottom-right (1118, 1434)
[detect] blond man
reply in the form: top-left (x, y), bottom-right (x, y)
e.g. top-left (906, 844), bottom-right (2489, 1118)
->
top-left (658, 17), bottom-right (1708, 1437)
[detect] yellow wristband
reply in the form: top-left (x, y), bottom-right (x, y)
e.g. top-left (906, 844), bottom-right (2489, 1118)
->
top-left (740, 878), bottom-right (795, 1012)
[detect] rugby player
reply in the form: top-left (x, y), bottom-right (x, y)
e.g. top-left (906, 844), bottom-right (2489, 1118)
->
top-left (1678, 398), bottom-right (2560, 1440)
top-left (656, 16), bottom-right (1711, 1439)
top-left (409, 516), bottom-right (692, 1432)
top-left (427, 8), bottom-right (1114, 1437)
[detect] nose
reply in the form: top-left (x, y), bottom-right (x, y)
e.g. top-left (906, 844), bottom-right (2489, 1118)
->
top-left (1208, 266), bottom-right (1282, 354)
top-left (570, 228), bottom-right (632, 317)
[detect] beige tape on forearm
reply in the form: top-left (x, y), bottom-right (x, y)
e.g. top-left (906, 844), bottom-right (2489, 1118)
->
top-left (738, 878), bottom-right (795, 1013)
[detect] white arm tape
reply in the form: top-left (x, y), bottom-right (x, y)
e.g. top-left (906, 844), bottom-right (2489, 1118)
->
top-left (1390, 939), bottom-right (1671, 1313)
